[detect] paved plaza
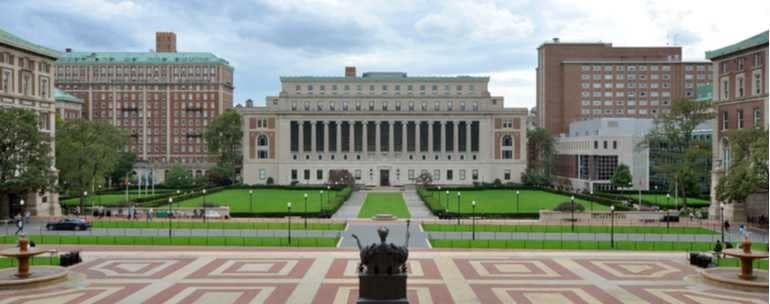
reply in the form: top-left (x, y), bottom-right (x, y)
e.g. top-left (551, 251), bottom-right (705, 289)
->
top-left (0, 247), bottom-right (766, 304)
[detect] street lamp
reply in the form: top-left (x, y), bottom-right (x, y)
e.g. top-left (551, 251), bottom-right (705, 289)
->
top-left (665, 208), bottom-right (670, 232)
top-left (202, 189), bottom-right (207, 223)
top-left (444, 190), bottom-right (449, 213)
top-left (249, 190), bottom-right (254, 213)
top-left (666, 193), bottom-right (671, 210)
top-left (83, 191), bottom-right (88, 219)
top-left (456, 192), bottom-right (462, 225)
top-left (19, 199), bottom-right (25, 223)
top-left (320, 190), bottom-right (325, 216)
top-left (168, 197), bottom-right (173, 237)
top-left (720, 202), bottom-right (725, 245)
top-left (303, 193), bottom-right (308, 229)
top-left (471, 200), bottom-right (477, 240)
top-left (516, 190), bottom-right (520, 214)
top-left (610, 205), bottom-right (615, 248)
top-left (326, 185), bottom-right (331, 216)
top-left (287, 202), bottom-right (292, 245)
top-left (570, 195), bottom-right (575, 232)
top-left (437, 186), bottom-right (441, 205)
top-left (589, 189), bottom-right (594, 213)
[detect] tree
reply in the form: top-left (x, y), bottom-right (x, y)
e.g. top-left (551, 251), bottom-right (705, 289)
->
top-left (57, 119), bottom-right (128, 212)
top-left (716, 128), bottom-right (769, 205)
top-left (206, 164), bottom-right (234, 186)
top-left (0, 108), bottom-right (54, 207)
top-left (415, 172), bottom-right (433, 188)
top-left (107, 151), bottom-right (137, 187)
top-left (204, 110), bottom-right (242, 184)
top-left (611, 163), bottom-right (632, 189)
top-left (643, 99), bottom-right (713, 207)
top-left (165, 165), bottom-right (193, 189)
top-left (525, 128), bottom-right (555, 185)
top-left (328, 170), bottom-right (354, 187)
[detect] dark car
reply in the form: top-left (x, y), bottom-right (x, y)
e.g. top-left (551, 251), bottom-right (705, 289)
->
top-left (46, 218), bottom-right (91, 231)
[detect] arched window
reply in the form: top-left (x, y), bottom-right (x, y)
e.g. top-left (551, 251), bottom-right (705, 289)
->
top-left (257, 135), bottom-right (268, 146)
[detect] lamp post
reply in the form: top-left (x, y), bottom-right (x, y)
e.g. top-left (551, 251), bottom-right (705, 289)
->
top-left (570, 195), bottom-right (575, 232)
top-left (83, 191), bottom-right (88, 220)
top-left (202, 189), bottom-right (207, 223)
top-left (303, 193), bottom-right (308, 229)
top-left (666, 209), bottom-right (670, 231)
top-left (720, 202), bottom-right (725, 245)
top-left (326, 185), bottom-right (331, 216)
top-left (19, 199), bottom-right (25, 225)
top-left (666, 193), bottom-right (670, 209)
top-left (444, 190), bottom-right (449, 212)
top-left (589, 189), bottom-right (594, 213)
top-left (320, 190), bottom-right (324, 217)
top-left (516, 190), bottom-right (520, 214)
top-left (471, 200), bottom-right (477, 240)
top-left (437, 186), bottom-right (441, 205)
top-left (287, 202), bottom-right (292, 245)
top-left (249, 190), bottom-right (254, 213)
top-left (168, 197), bottom-right (173, 237)
top-left (456, 192), bottom-right (461, 225)
top-left (610, 205), bottom-right (615, 248)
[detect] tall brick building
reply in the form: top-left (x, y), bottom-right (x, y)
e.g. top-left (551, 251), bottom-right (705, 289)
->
top-left (54, 32), bottom-right (234, 182)
top-left (536, 39), bottom-right (712, 134)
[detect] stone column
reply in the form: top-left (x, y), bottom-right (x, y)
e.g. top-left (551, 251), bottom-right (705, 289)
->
top-left (298, 120), bottom-right (304, 153)
top-left (440, 121), bottom-right (445, 153)
top-left (453, 121), bottom-right (459, 153)
top-left (389, 120), bottom-right (394, 154)
top-left (402, 121), bottom-right (407, 154)
top-left (428, 121), bottom-right (433, 154)
top-left (467, 121), bottom-right (472, 152)
top-left (363, 121), bottom-right (368, 153)
top-left (416, 121), bottom-right (421, 154)
top-left (375, 121), bottom-right (380, 154)
top-left (322, 121), bottom-right (328, 153)
top-left (310, 121), bottom-right (317, 153)
top-left (336, 120), bottom-right (342, 154)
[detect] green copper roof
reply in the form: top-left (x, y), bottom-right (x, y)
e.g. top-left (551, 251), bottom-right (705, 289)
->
top-left (57, 51), bottom-right (232, 68)
top-left (54, 88), bottom-right (83, 104)
top-left (706, 31), bottom-right (769, 59)
top-left (0, 28), bottom-right (61, 59)
top-left (281, 73), bottom-right (488, 82)
top-left (696, 84), bottom-right (713, 102)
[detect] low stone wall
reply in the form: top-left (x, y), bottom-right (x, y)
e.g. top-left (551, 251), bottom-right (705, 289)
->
top-left (94, 206), bottom-right (231, 219)
top-left (539, 210), bottom-right (678, 223)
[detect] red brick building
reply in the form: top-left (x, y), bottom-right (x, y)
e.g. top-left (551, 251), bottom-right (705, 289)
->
top-left (707, 31), bottom-right (768, 223)
top-left (54, 32), bottom-right (234, 181)
top-left (536, 39), bottom-right (711, 134)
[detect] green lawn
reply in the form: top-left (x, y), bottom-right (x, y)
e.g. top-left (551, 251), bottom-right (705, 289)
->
top-left (358, 193), bottom-right (411, 219)
top-left (175, 189), bottom-right (343, 213)
top-left (0, 256), bottom-right (60, 269)
top-left (423, 223), bottom-right (717, 234)
top-left (0, 235), bottom-right (338, 248)
top-left (61, 189), bottom-right (174, 206)
top-left (717, 258), bottom-right (768, 270)
top-left (616, 193), bottom-right (710, 208)
top-left (429, 238), bottom-right (770, 252)
top-left (92, 220), bottom-right (345, 231)
top-left (423, 189), bottom-right (608, 214)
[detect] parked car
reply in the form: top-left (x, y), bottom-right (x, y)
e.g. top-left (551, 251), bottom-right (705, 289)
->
top-left (46, 218), bottom-right (91, 231)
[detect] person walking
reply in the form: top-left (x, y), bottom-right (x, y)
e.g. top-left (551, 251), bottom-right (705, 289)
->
top-left (14, 213), bottom-right (23, 235)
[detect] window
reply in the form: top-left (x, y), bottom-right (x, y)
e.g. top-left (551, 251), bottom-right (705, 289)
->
top-left (408, 169), bottom-right (415, 181)
top-left (753, 70), bottom-right (762, 96)
top-left (433, 169), bottom-right (440, 181)
top-left (504, 170), bottom-right (511, 180)
top-left (594, 141), bottom-right (598, 149)
top-left (257, 134), bottom-right (269, 159)
top-left (721, 78), bottom-right (730, 100)
top-left (722, 111), bottom-right (728, 130)
top-left (736, 74), bottom-right (745, 97)
top-left (754, 108), bottom-right (762, 128)
top-left (304, 169), bottom-right (310, 180)
top-left (472, 169), bottom-right (478, 180)
top-left (446, 170), bottom-right (453, 181)
top-left (355, 169), bottom-right (361, 180)
top-left (612, 141), bottom-right (617, 149)
top-left (737, 110), bottom-right (744, 129)
top-left (459, 169), bottom-right (466, 180)
top-left (737, 58), bottom-right (745, 71)
top-left (291, 169), bottom-right (298, 180)
top-left (259, 169), bottom-right (267, 180)
top-left (316, 169), bottom-right (323, 180)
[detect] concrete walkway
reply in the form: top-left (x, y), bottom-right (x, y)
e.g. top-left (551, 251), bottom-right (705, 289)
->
top-left (339, 220), bottom-right (431, 248)
top-left (331, 191), bottom-right (366, 219)
top-left (403, 189), bottom-right (437, 219)
top-left (427, 230), bottom-right (769, 243)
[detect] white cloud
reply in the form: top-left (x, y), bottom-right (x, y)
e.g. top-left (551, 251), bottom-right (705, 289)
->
top-left (415, 1), bottom-right (534, 41)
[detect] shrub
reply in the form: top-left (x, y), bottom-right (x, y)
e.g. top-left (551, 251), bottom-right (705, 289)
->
top-left (266, 177), bottom-right (274, 185)
top-left (553, 201), bottom-right (585, 212)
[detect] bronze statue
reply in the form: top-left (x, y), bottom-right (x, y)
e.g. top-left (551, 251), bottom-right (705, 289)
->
top-left (352, 220), bottom-right (411, 303)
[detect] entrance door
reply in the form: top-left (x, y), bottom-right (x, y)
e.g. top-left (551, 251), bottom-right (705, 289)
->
top-left (379, 169), bottom-right (390, 186)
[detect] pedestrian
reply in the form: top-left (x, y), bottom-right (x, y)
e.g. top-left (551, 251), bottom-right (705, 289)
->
top-left (24, 210), bottom-right (30, 224)
top-left (14, 214), bottom-right (23, 235)
top-left (149, 208), bottom-right (154, 222)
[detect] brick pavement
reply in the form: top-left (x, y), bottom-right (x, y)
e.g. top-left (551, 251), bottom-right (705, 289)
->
top-left (0, 248), bottom-right (766, 303)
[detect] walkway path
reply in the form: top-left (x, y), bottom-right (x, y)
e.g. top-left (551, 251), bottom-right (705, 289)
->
top-left (403, 189), bottom-right (437, 219)
top-left (0, 248), bottom-right (765, 303)
top-left (427, 230), bottom-right (769, 243)
top-left (331, 191), bottom-right (366, 219)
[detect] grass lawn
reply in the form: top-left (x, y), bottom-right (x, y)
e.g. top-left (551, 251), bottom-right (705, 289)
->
top-left (423, 223), bottom-right (717, 234)
top-left (358, 193), bottom-right (411, 219)
top-left (616, 193), bottom-right (710, 208)
top-left (175, 189), bottom-right (343, 213)
top-left (92, 220), bottom-right (345, 231)
top-left (429, 238), bottom-right (770, 252)
top-left (0, 234), bottom-right (338, 248)
top-left (0, 256), bottom-right (60, 269)
top-left (717, 258), bottom-right (768, 270)
top-left (61, 189), bottom-right (174, 206)
top-left (423, 189), bottom-right (608, 214)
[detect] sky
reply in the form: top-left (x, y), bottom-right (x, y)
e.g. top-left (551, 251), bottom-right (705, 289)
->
top-left (1, 0), bottom-right (768, 109)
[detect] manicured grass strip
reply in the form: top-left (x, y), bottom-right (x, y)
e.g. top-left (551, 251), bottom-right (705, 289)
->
top-left (176, 188), bottom-right (344, 213)
top-left (613, 193), bottom-right (710, 208)
top-left (0, 256), bottom-right (60, 269)
top-left (357, 193), bottom-right (411, 219)
top-left (91, 220), bottom-right (345, 231)
top-left (717, 258), bottom-right (769, 270)
top-left (429, 239), bottom-right (770, 252)
top-left (0, 235), bottom-right (338, 248)
top-left (421, 189), bottom-right (609, 214)
top-left (423, 223), bottom-right (717, 235)
top-left (61, 190), bottom-right (175, 206)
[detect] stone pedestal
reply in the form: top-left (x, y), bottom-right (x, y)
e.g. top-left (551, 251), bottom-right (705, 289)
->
top-left (357, 273), bottom-right (408, 304)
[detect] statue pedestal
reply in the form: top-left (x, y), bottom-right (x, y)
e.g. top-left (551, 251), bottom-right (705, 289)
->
top-left (357, 273), bottom-right (409, 304)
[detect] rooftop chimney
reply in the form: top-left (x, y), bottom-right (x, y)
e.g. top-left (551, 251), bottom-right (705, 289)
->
top-left (155, 32), bottom-right (177, 53)
top-left (65, 48), bottom-right (72, 53)
top-left (345, 66), bottom-right (356, 77)
top-left (552, 37), bottom-right (560, 43)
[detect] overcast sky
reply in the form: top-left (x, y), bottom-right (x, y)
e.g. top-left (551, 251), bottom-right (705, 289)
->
top-left (1, 0), bottom-right (767, 109)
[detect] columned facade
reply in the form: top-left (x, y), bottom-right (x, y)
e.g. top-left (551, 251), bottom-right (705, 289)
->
top-left (240, 68), bottom-right (527, 186)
